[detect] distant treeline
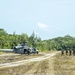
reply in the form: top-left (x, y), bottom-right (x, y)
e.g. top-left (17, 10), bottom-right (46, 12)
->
top-left (0, 28), bottom-right (75, 51)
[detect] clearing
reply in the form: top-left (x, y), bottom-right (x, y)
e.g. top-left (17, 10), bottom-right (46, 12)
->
top-left (0, 51), bottom-right (60, 75)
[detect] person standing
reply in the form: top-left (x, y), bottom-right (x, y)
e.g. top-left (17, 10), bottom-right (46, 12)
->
top-left (69, 50), bottom-right (72, 55)
top-left (27, 49), bottom-right (30, 55)
top-left (61, 50), bottom-right (64, 55)
top-left (73, 50), bottom-right (75, 56)
top-left (66, 50), bottom-right (68, 55)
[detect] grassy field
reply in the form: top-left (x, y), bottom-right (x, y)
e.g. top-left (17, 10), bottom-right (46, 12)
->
top-left (0, 52), bottom-right (6, 54)
top-left (0, 53), bottom-right (54, 75)
top-left (0, 59), bottom-right (54, 75)
top-left (0, 52), bottom-right (75, 75)
top-left (0, 53), bottom-right (44, 64)
top-left (53, 53), bottom-right (75, 75)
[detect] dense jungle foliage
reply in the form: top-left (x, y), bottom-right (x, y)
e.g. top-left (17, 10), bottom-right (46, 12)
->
top-left (0, 29), bottom-right (75, 51)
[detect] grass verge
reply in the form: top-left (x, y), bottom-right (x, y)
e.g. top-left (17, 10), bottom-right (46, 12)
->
top-left (53, 53), bottom-right (75, 75)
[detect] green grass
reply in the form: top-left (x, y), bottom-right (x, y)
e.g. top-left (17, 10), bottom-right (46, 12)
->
top-left (53, 53), bottom-right (75, 75)
top-left (0, 52), bottom-right (6, 54)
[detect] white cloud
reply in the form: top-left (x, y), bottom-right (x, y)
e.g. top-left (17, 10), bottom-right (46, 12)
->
top-left (37, 22), bottom-right (53, 33)
top-left (37, 22), bottom-right (48, 30)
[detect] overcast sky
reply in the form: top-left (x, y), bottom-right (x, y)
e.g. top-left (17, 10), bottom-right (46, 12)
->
top-left (0, 0), bottom-right (75, 40)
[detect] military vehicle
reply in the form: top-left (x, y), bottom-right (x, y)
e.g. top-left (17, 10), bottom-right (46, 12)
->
top-left (30, 47), bottom-right (39, 54)
top-left (13, 43), bottom-right (39, 55)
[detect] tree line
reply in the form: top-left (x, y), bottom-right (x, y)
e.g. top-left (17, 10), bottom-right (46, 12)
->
top-left (0, 28), bottom-right (75, 51)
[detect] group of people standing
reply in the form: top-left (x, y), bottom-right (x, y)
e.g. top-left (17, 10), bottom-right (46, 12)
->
top-left (61, 50), bottom-right (75, 55)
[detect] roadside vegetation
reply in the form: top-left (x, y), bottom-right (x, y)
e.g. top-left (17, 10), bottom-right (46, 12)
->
top-left (0, 52), bottom-right (5, 54)
top-left (0, 50), bottom-right (7, 54)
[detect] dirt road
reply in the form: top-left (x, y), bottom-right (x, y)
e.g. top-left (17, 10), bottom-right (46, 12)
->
top-left (0, 51), bottom-right (60, 75)
top-left (0, 52), bottom-right (59, 68)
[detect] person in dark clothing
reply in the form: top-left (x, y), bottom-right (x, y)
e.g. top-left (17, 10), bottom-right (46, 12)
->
top-left (69, 50), bottom-right (72, 55)
top-left (27, 49), bottom-right (30, 55)
top-left (61, 50), bottom-right (64, 55)
top-left (73, 50), bottom-right (75, 56)
top-left (66, 50), bottom-right (68, 55)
